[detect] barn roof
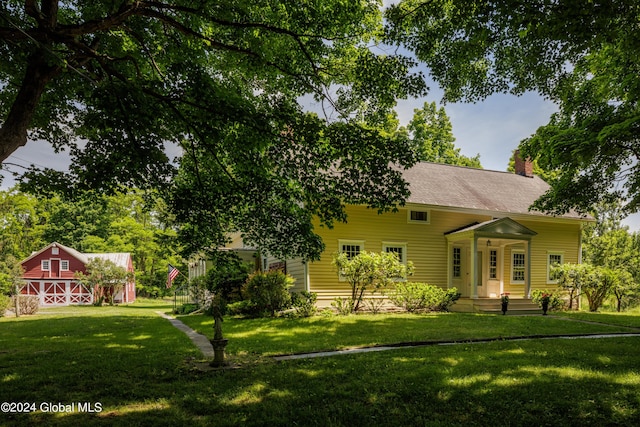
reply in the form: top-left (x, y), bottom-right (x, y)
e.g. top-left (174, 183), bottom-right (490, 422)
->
top-left (20, 242), bottom-right (132, 270)
top-left (86, 253), bottom-right (132, 270)
top-left (401, 162), bottom-right (588, 220)
top-left (21, 242), bottom-right (89, 265)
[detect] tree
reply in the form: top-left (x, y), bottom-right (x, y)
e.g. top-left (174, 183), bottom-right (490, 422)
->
top-left (402, 102), bottom-right (481, 167)
top-left (2, 1), bottom-right (427, 262)
top-left (332, 250), bottom-right (413, 313)
top-left (551, 263), bottom-right (590, 310)
top-left (0, 189), bottom-right (46, 260)
top-left (75, 257), bottom-right (133, 306)
top-left (582, 267), bottom-right (617, 313)
top-left (385, 0), bottom-right (640, 216)
top-left (611, 269), bottom-right (639, 313)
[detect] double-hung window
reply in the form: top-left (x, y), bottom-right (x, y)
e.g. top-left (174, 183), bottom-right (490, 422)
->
top-left (547, 252), bottom-right (564, 283)
top-left (511, 250), bottom-right (525, 283)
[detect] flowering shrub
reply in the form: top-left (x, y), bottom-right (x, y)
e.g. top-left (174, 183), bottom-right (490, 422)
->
top-left (531, 289), bottom-right (565, 312)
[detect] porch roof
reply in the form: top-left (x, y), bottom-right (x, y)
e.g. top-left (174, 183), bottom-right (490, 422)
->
top-left (445, 217), bottom-right (537, 240)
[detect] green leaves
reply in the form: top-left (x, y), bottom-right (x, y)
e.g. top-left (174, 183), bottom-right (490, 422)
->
top-left (387, 0), bottom-right (640, 216)
top-left (332, 250), bottom-right (413, 313)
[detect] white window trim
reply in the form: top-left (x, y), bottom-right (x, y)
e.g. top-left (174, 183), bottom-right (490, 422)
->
top-left (511, 249), bottom-right (525, 284)
top-left (547, 251), bottom-right (564, 284)
top-left (41, 260), bottom-right (50, 271)
top-left (61, 260), bottom-right (70, 271)
top-left (407, 209), bottom-right (430, 224)
top-left (338, 240), bottom-right (365, 282)
top-left (382, 242), bottom-right (408, 265)
top-left (51, 247), bottom-right (59, 255)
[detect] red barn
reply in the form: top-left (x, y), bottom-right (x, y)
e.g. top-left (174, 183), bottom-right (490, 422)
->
top-left (19, 242), bottom-right (136, 306)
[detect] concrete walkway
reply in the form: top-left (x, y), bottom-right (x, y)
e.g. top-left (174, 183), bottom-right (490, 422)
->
top-left (156, 311), bottom-right (214, 358)
top-left (157, 311), bottom-right (640, 362)
top-left (272, 332), bottom-right (640, 361)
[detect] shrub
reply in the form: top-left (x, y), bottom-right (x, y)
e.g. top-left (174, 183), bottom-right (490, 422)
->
top-left (13, 295), bottom-right (40, 315)
top-left (332, 251), bottom-right (413, 313)
top-left (174, 303), bottom-right (199, 315)
top-left (227, 300), bottom-right (259, 316)
top-left (291, 291), bottom-right (317, 317)
top-left (243, 270), bottom-right (294, 317)
top-left (389, 282), bottom-right (460, 313)
top-left (0, 294), bottom-right (10, 317)
top-left (331, 297), bottom-right (355, 316)
top-left (531, 289), bottom-right (565, 312)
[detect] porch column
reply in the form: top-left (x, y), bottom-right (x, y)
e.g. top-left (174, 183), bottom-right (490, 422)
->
top-left (499, 244), bottom-right (505, 296)
top-left (470, 237), bottom-right (478, 298)
top-left (525, 240), bottom-right (532, 298)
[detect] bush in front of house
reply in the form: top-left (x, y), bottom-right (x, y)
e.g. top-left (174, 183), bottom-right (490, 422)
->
top-left (242, 270), bottom-right (294, 317)
top-left (0, 294), bottom-right (10, 317)
top-left (531, 289), bottom-right (566, 312)
top-left (389, 282), bottom-right (460, 313)
top-left (291, 291), bottom-right (317, 317)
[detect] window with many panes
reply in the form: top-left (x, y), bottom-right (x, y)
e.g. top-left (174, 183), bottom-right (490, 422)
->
top-left (511, 250), bottom-right (525, 283)
top-left (383, 243), bottom-right (407, 265)
top-left (547, 252), bottom-right (564, 283)
top-left (453, 247), bottom-right (461, 278)
top-left (489, 250), bottom-right (498, 279)
top-left (339, 240), bottom-right (364, 260)
top-left (41, 260), bottom-right (50, 271)
top-left (341, 244), bottom-right (361, 260)
top-left (61, 260), bottom-right (69, 271)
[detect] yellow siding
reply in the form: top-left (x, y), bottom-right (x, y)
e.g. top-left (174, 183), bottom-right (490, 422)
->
top-left (308, 205), bottom-right (493, 304)
top-left (308, 205), bottom-right (584, 304)
top-left (522, 219), bottom-right (581, 291)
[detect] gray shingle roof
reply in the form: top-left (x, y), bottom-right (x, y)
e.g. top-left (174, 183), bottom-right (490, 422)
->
top-left (402, 162), bottom-right (586, 220)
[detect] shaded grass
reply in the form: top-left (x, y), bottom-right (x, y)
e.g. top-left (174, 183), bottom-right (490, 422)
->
top-left (1, 302), bottom-right (639, 426)
top-left (178, 312), bottom-right (635, 356)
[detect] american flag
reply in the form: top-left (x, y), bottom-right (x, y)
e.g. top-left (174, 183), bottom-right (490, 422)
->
top-left (166, 264), bottom-right (180, 288)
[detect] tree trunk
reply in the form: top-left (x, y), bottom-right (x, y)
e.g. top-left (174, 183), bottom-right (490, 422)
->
top-left (14, 284), bottom-right (20, 318)
top-left (0, 48), bottom-right (60, 162)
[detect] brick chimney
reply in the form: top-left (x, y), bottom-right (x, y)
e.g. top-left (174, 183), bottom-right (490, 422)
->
top-left (514, 150), bottom-right (534, 178)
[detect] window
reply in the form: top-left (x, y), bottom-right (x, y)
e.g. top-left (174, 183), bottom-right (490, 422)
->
top-left (383, 243), bottom-right (407, 265)
top-left (339, 240), bottom-right (364, 260)
top-left (41, 260), bottom-right (50, 271)
top-left (408, 209), bottom-right (429, 224)
top-left (511, 250), bottom-right (525, 283)
top-left (452, 247), bottom-right (461, 278)
top-left (51, 247), bottom-right (59, 255)
top-left (489, 250), bottom-right (498, 279)
top-left (547, 252), bottom-right (564, 283)
top-left (61, 260), bottom-right (69, 271)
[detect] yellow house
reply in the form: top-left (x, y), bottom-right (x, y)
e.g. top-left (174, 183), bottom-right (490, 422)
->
top-left (213, 158), bottom-right (591, 311)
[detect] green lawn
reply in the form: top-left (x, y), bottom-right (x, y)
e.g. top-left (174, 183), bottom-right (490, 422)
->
top-left (178, 311), bottom-right (636, 356)
top-left (1, 301), bottom-right (639, 426)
